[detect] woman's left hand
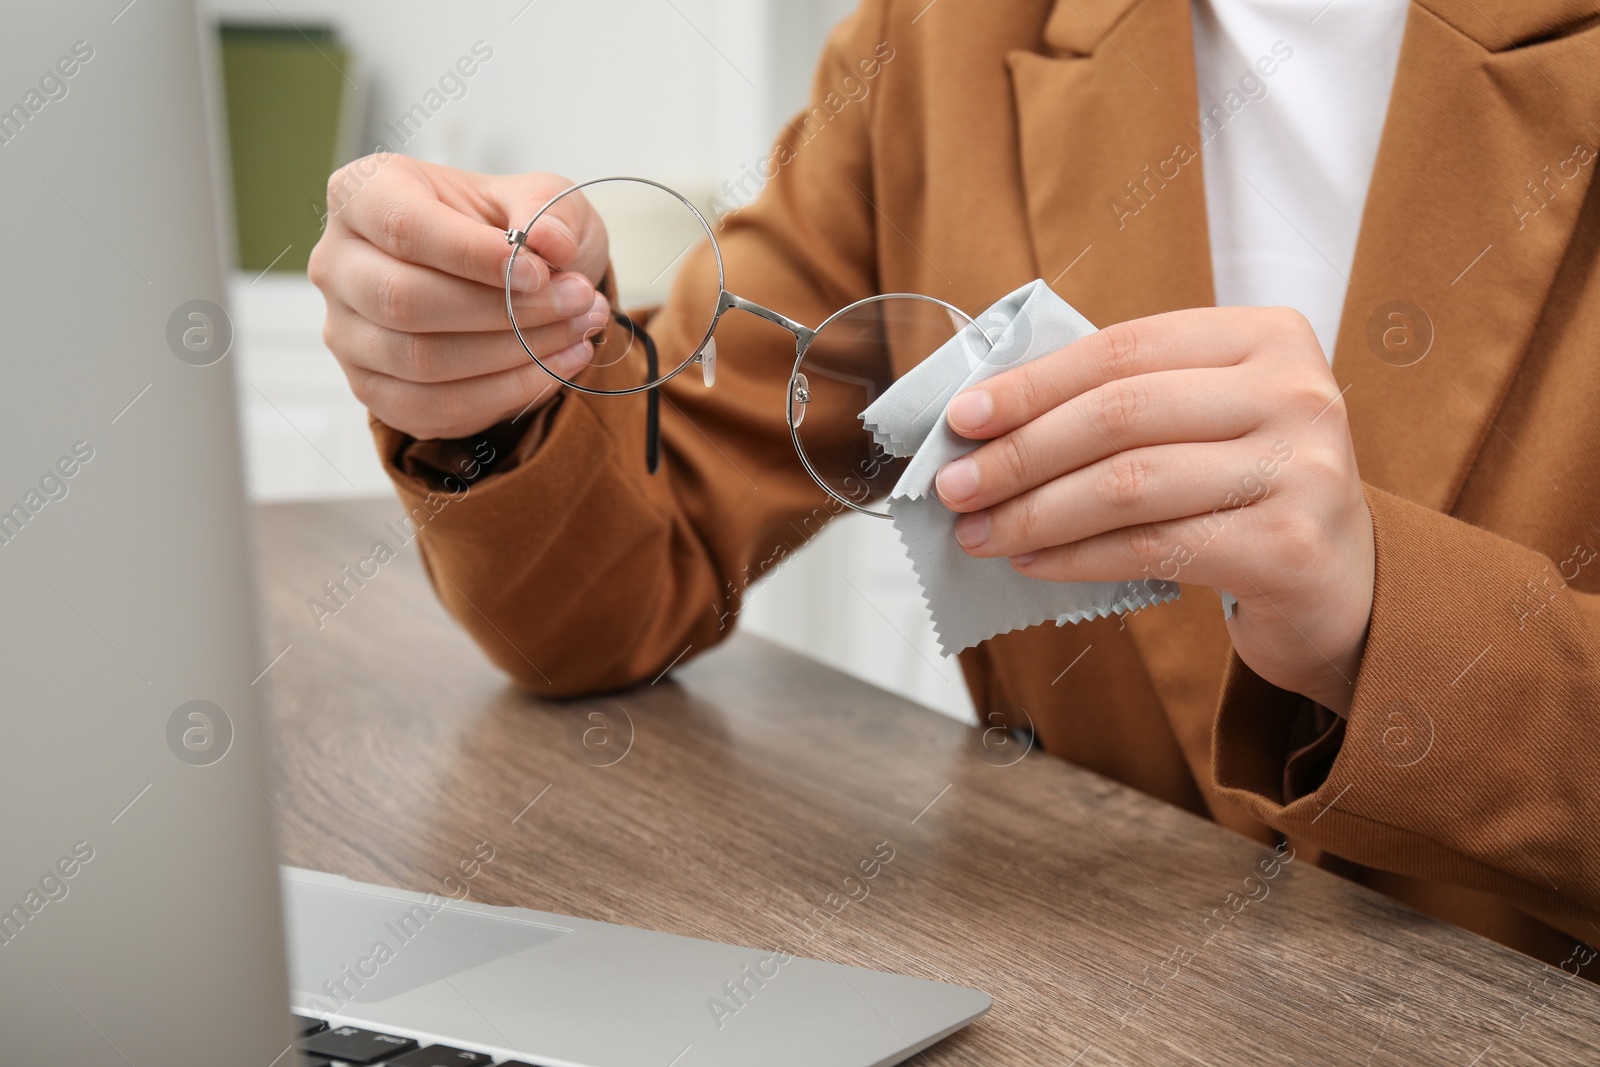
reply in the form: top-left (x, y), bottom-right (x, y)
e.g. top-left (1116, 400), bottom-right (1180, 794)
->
top-left (934, 306), bottom-right (1374, 715)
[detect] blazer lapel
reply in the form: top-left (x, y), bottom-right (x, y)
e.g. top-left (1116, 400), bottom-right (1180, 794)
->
top-left (1334, 0), bottom-right (1600, 511)
top-left (1008, 0), bottom-right (1215, 326)
top-left (1008, 0), bottom-right (1234, 791)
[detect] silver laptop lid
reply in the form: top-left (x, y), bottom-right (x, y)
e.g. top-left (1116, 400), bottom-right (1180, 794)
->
top-left (0, 3), bottom-right (291, 1063)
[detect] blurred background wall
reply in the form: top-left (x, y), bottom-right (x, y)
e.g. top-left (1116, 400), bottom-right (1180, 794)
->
top-left (204, 0), bottom-right (975, 722)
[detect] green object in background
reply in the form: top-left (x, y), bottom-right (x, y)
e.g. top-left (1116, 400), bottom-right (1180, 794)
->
top-left (220, 24), bottom-right (352, 274)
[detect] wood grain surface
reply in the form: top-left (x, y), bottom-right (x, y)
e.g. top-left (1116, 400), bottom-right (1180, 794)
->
top-left (257, 499), bottom-right (1600, 1065)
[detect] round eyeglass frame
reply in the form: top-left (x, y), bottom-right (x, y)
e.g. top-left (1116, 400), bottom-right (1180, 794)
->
top-left (504, 176), bottom-right (987, 516)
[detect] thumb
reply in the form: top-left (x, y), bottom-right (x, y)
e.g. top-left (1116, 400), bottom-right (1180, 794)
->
top-left (493, 174), bottom-right (608, 287)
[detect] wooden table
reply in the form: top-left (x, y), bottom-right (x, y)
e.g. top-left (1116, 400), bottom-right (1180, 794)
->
top-left (257, 500), bottom-right (1600, 1066)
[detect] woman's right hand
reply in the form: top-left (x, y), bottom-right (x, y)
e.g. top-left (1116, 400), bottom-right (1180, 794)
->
top-left (308, 154), bottom-right (611, 441)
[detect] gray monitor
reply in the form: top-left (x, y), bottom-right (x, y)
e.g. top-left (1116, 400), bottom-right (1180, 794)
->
top-left (0, 3), bottom-right (292, 1063)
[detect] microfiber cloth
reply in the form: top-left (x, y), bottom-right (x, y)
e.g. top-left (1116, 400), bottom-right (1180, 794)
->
top-left (861, 279), bottom-right (1182, 656)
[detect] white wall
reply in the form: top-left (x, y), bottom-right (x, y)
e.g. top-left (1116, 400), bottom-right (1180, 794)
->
top-left (216, 0), bottom-right (974, 722)
top-left (202, 0), bottom-right (858, 183)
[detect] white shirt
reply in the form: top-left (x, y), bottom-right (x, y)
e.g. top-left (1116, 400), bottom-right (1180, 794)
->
top-left (1191, 0), bottom-right (1409, 362)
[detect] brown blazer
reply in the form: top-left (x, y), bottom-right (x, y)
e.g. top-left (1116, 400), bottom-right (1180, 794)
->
top-left (374, 0), bottom-right (1600, 970)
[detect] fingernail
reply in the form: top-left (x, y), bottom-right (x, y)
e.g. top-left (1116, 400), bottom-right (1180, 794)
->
top-left (954, 511), bottom-right (990, 549)
top-left (542, 215), bottom-right (576, 249)
top-left (585, 296), bottom-right (610, 344)
top-left (552, 275), bottom-right (592, 312)
top-left (547, 339), bottom-right (594, 371)
top-left (510, 255), bottom-right (544, 292)
top-left (936, 457), bottom-right (979, 503)
top-left (1010, 552), bottom-right (1039, 567)
top-left (947, 389), bottom-right (993, 433)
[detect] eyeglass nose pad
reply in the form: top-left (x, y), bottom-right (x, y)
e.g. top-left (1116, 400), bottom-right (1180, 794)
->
top-left (697, 337), bottom-right (717, 387)
top-left (790, 372), bottom-right (811, 428)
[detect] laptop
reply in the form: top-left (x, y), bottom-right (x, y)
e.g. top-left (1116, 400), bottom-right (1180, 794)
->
top-left (0, 3), bottom-right (989, 1065)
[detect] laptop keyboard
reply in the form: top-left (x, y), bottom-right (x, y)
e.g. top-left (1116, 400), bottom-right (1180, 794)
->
top-left (295, 1017), bottom-right (542, 1067)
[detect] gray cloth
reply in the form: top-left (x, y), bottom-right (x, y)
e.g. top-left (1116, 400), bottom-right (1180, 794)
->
top-left (861, 280), bottom-right (1181, 656)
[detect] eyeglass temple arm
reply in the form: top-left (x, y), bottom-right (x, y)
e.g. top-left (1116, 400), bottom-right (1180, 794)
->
top-left (607, 293), bottom-right (814, 477)
top-left (610, 310), bottom-right (661, 475)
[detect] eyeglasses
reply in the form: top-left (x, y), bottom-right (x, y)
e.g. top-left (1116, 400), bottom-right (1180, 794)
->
top-left (504, 177), bottom-right (989, 517)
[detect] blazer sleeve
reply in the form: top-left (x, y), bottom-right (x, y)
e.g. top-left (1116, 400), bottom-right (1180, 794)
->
top-left (1211, 484), bottom-right (1600, 937)
top-left (368, 2), bottom-right (890, 695)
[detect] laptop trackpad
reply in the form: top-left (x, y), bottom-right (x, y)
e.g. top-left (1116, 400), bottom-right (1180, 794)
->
top-left (282, 878), bottom-right (568, 1005)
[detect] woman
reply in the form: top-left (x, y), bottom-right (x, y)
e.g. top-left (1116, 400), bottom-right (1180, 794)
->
top-left (308, 0), bottom-right (1600, 973)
